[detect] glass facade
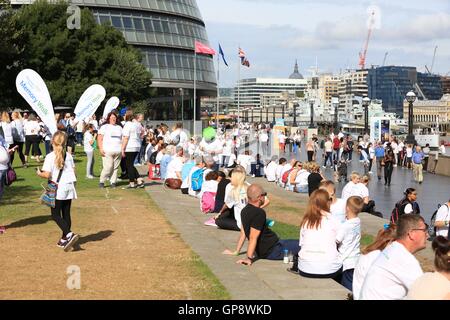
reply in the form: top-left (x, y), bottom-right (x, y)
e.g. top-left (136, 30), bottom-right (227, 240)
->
top-left (12, 0), bottom-right (216, 121)
top-left (417, 73), bottom-right (443, 100)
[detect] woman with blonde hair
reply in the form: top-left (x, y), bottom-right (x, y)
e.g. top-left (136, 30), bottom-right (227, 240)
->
top-left (291, 189), bottom-right (343, 282)
top-left (23, 113), bottom-right (42, 163)
top-left (10, 112), bottom-right (26, 167)
top-left (37, 131), bottom-right (79, 251)
top-left (352, 223), bottom-right (397, 300)
top-left (1, 112), bottom-right (14, 148)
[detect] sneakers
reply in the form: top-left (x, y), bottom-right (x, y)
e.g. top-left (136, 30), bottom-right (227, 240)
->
top-left (122, 184), bottom-right (137, 190)
top-left (63, 233), bottom-right (80, 252)
top-left (204, 217), bottom-right (217, 227)
top-left (57, 238), bottom-right (67, 248)
top-left (0, 226), bottom-right (6, 234)
top-left (86, 175), bottom-right (94, 179)
top-left (287, 267), bottom-right (299, 275)
top-left (99, 183), bottom-right (105, 188)
top-left (110, 183), bottom-right (117, 188)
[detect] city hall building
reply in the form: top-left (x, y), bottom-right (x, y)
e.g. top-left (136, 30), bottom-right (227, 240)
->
top-left (12, 0), bottom-right (217, 126)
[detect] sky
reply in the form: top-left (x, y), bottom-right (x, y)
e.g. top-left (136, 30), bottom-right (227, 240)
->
top-left (196, 0), bottom-right (450, 87)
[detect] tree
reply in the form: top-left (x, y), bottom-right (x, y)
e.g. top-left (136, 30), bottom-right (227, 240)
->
top-left (0, 0), bottom-right (153, 111)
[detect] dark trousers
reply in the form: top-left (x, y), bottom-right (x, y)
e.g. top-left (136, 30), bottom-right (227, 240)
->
top-left (76, 132), bottom-right (83, 145)
top-left (10, 142), bottom-right (25, 165)
top-left (266, 240), bottom-right (300, 260)
top-left (25, 135), bottom-right (41, 156)
top-left (307, 151), bottom-right (314, 162)
top-left (45, 140), bottom-right (51, 155)
top-left (324, 152), bottom-right (332, 167)
top-left (341, 269), bottom-right (354, 291)
top-left (299, 266), bottom-right (343, 284)
top-left (51, 199), bottom-right (72, 238)
top-left (215, 208), bottom-right (239, 231)
top-left (384, 162), bottom-right (393, 184)
top-left (120, 157), bottom-right (127, 177)
top-left (368, 158), bottom-right (374, 172)
top-left (423, 157), bottom-right (429, 171)
top-left (125, 152), bottom-right (140, 182)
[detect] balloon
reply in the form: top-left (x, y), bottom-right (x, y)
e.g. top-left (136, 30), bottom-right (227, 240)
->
top-left (203, 127), bottom-right (216, 142)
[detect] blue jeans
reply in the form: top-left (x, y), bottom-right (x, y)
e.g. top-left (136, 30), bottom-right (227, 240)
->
top-left (266, 240), bottom-right (300, 260)
top-left (296, 185), bottom-right (308, 193)
top-left (341, 269), bottom-right (354, 291)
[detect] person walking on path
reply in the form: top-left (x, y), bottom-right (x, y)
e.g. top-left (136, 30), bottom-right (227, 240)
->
top-left (98, 112), bottom-right (123, 188)
top-left (323, 138), bottom-right (333, 168)
top-left (83, 124), bottom-right (96, 179)
top-left (383, 144), bottom-right (396, 186)
top-left (374, 142), bottom-right (385, 181)
top-left (10, 112), bottom-right (26, 167)
top-left (412, 146), bottom-right (424, 184)
top-left (36, 131), bottom-right (79, 251)
top-left (422, 143), bottom-right (430, 171)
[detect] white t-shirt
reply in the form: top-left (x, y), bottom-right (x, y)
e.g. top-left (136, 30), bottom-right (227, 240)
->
top-left (83, 131), bottom-right (94, 152)
top-left (359, 241), bottom-right (423, 300)
top-left (353, 250), bottom-right (381, 300)
top-left (23, 120), bottom-right (41, 136)
top-left (341, 182), bottom-right (369, 202)
top-left (330, 198), bottom-right (347, 224)
top-left (202, 180), bottom-right (218, 193)
top-left (89, 119), bottom-right (99, 130)
top-left (170, 129), bottom-right (188, 148)
top-left (260, 132), bottom-right (268, 143)
top-left (225, 185), bottom-right (248, 229)
top-left (265, 161), bottom-right (277, 182)
top-left (295, 169), bottom-right (310, 186)
top-left (336, 217), bottom-right (361, 271)
top-left (275, 164), bottom-right (285, 182)
top-left (278, 134), bottom-right (286, 144)
top-left (166, 156), bottom-right (184, 179)
top-left (99, 124), bottom-right (122, 153)
top-left (298, 213), bottom-right (343, 275)
top-left (435, 204), bottom-right (449, 237)
top-left (11, 119), bottom-right (25, 142)
top-left (406, 147), bottom-right (413, 157)
top-left (1, 122), bottom-right (14, 145)
top-left (237, 154), bottom-right (253, 174)
top-left (42, 152), bottom-right (77, 200)
top-left (199, 139), bottom-right (223, 162)
top-left (325, 141), bottom-right (333, 152)
top-left (280, 164), bottom-right (293, 182)
top-left (76, 120), bottom-right (84, 133)
top-left (0, 144), bottom-right (10, 170)
top-left (122, 121), bottom-right (142, 153)
top-left (222, 139), bottom-right (233, 156)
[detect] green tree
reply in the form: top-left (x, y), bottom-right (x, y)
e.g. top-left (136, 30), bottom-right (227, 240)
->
top-left (0, 0), bottom-right (153, 111)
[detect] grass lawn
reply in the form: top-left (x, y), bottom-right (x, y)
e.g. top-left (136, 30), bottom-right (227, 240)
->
top-left (1, 148), bottom-right (229, 300)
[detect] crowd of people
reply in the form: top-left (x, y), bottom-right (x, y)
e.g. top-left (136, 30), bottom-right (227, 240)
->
top-left (1, 111), bottom-right (449, 298)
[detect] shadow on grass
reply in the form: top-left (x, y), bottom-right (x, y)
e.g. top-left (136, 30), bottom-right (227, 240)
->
top-left (4, 215), bottom-right (52, 229)
top-left (2, 185), bottom-right (43, 206)
top-left (72, 230), bottom-right (114, 251)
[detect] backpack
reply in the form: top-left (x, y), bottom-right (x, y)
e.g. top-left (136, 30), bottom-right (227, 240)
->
top-left (281, 168), bottom-right (294, 185)
top-left (429, 204), bottom-right (449, 239)
top-left (201, 191), bottom-right (216, 214)
top-left (172, 134), bottom-right (180, 145)
top-left (391, 199), bottom-right (418, 224)
top-left (191, 168), bottom-right (205, 191)
top-left (149, 151), bottom-right (158, 165)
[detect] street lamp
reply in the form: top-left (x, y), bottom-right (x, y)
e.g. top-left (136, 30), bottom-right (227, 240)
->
top-left (293, 101), bottom-right (298, 127)
top-left (281, 102), bottom-right (286, 120)
top-left (309, 98), bottom-right (315, 128)
top-left (266, 106), bottom-right (269, 123)
top-left (332, 97), bottom-right (339, 134)
top-left (179, 88), bottom-right (184, 122)
top-left (362, 96), bottom-right (371, 134)
top-left (272, 104), bottom-right (276, 123)
top-left (405, 91), bottom-right (417, 145)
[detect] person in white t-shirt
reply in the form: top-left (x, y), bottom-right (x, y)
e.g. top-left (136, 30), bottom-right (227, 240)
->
top-left (237, 150), bottom-right (254, 175)
top-left (278, 131), bottom-right (286, 153)
top-left (275, 158), bottom-right (287, 186)
top-left (336, 196), bottom-right (364, 291)
top-left (83, 124), bottom-right (97, 179)
top-left (434, 200), bottom-right (450, 238)
top-left (341, 172), bottom-right (369, 204)
top-left (221, 134), bottom-right (233, 168)
top-left (280, 159), bottom-right (295, 186)
top-left (264, 156), bottom-right (278, 182)
top-left (360, 215), bottom-right (427, 300)
top-left (37, 131), bottom-right (79, 251)
top-left (165, 146), bottom-right (185, 189)
top-left (121, 111), bottom-right (144, 189)
top-left (75, 119), bottom-right (85, 146)
top-left (319, 180), bottom-right (346, 224)
top-left (259, 130), bottom-right (269, 156)
top-left (352, 223), bottom-right (397, 300)
top-left (98, 112), bottom-right (123, 188)
top-left (290, 189), bottom-right (343, 280)
top-left (170, 123), bottom-right (188, 149)
top-left (199, 135), bottom-right (223, 169)
top-left (23, 114), bottom-right (42, 164)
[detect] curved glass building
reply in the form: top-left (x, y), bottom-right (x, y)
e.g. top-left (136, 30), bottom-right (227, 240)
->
top-left (12, 0), bottom-right (217, 123)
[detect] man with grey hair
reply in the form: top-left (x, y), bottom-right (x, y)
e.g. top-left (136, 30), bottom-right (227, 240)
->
top-left (233, 184), bottom-right (300, 266)
top-left (360, 215), bottom-right (427, 300)
top-left (165, 145), bottom-right (185, 189)
top-left (264, 155), bottom-right (278, 182)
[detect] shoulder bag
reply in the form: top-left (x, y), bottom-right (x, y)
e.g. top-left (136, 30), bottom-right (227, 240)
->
top-left (40, 154), bottom-right (66, 208)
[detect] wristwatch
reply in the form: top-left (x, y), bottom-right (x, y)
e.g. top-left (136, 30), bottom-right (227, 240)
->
top-left (445, 220), bottom-right (449, 226)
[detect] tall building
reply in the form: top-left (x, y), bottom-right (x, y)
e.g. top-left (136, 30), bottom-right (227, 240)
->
top-left (318, 73), bottom-right (339, 110)
top-left (337, 69), bottom-right (368, 119)
top-left (440, 76), bottom-right (450, 95)
top-left (367, 66), bottom-right (443, 117)
top-left (11, 0), bottom-right (216, 124)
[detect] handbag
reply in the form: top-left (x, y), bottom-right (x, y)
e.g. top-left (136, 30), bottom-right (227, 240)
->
top-left (5, 165), bottom-right (17, 186)
top-left (40, 155), bottom-right (66, 208)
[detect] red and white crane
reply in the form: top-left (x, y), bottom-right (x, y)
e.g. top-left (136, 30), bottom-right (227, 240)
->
top-left (358, 10), bottom-right (376, 70)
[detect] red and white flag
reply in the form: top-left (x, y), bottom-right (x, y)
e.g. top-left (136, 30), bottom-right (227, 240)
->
top-left (195, 41), bottom-right (216, 55)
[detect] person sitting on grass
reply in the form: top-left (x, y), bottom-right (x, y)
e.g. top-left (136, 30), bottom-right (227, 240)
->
top-left (336, 196), bottom-right (364, 291)
top-left (224, 184), bottom-right (299, 266)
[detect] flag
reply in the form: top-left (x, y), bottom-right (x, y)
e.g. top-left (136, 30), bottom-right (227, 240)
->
top-left (195, 41), bottom-right (216, 55)
top-left (219, 44), bottom-right (228, 66)
top-left (239, 47), bottom-right (250, 68)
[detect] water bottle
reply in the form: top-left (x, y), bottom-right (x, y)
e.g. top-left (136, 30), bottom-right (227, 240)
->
top-left (283, 249), bottom-right (289, 264)
top-left (266, 219), bottom-right (275, 227)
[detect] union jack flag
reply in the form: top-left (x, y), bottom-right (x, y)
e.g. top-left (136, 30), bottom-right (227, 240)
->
top-left (239, 48), bottom-right (250, 68)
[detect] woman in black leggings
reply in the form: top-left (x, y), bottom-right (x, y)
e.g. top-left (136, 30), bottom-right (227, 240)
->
top-left (121, 111), bottom-right (144, 188)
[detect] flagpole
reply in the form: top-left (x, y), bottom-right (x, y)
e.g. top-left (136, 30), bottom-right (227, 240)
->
top-left (216, 46), bottom-right (220, 129)
top-left (194, 49), bottom-right (197, 137)
top-left (237, 48), bottom-right (241, 126)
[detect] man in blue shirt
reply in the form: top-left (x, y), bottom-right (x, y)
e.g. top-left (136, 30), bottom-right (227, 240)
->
top-left (374, 142), bottom-right (385, 180)
top-left (412, 146), bottom-right (424, 184)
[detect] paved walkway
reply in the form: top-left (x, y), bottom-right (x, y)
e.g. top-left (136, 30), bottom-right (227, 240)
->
top-left (144, 180), bottom-right (350, 300)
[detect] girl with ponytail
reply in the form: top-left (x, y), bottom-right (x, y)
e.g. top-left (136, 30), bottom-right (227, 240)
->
top-left (37, 131), bottom-right (79, 251)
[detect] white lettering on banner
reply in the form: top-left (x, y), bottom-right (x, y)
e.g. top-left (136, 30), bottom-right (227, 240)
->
top-left (74, 84), bottom-right (106, 123)
top-left (103, 96), bottom-right (120, 119)
top-left (16, 69), bottom-right (57, 134)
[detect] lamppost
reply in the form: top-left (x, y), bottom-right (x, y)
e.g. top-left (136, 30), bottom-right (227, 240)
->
top-left (266, 106), bottom-right (269, 123)
top-left (293, 101), bottom-right (298, 127)
top-left (260, 107), bottom-right (263, 123)
top-left (362, 96), bottom-right (371, 134)
top-left (281, 102), bottom-right (286, 120)
top-left (332, 97), bottom-right (339, 134)
top-left (272, 104), bottom-right (276, 124)
top-left (309, 98), bottom-right (315, 128)
top-left (179, 88), bottom-right (184, 122)
top-left (405, 91), bottom-right (417, 145)
top-left (251, 107), bottom-right (254, 123)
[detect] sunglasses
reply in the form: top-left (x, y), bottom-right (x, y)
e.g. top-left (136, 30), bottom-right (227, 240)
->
top-left (411, 223), bottom-right (429, 233)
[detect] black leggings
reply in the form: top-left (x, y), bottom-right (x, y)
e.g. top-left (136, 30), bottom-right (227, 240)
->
top-left (10, 142), bottom-right (25, 165)
top-left (215, 208), bottom-right (239, 231)
top-left (25, 135), bottom-right (42, 156)
top-left (307, 151), bottom-right (314, 162)
top-left (299, 266), bottom-right (343, 284)
top-left (51, 199), bottom-right (72, 238)
top-left (125, 152), bottom-right (140, 182)
top-left (384, 162), bottom-right (393, 184)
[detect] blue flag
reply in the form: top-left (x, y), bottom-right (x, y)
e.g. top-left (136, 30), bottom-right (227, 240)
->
top-left (219, 44), bottom-right (229, 67)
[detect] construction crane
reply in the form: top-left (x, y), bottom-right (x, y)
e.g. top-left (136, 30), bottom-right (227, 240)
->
top-left (430, 46), bottom-right (437, 73)
top-left (382, 52), bottom-right (388, 66)
top-left (358, 10), bottom-right (376, 70)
